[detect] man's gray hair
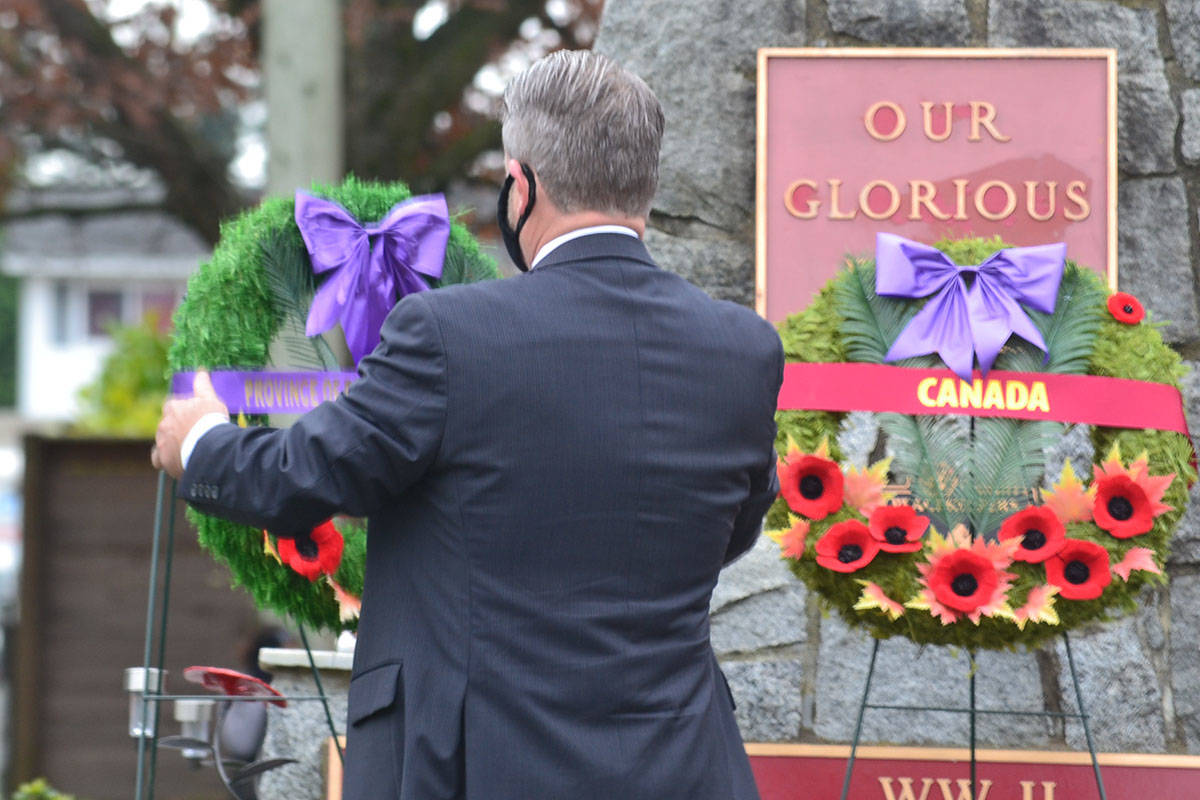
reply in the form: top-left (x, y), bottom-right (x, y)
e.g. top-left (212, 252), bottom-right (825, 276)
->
top-left (500, 50), bottom-right (664, 218)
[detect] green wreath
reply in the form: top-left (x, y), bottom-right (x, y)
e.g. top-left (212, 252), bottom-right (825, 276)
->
top-left (168, 177), bottom-right (498, 632)
top-left (766, 236), bottom-right (1195, 650)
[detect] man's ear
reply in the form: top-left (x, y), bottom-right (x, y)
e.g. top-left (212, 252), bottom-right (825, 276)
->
top-left (506, 158), bottom-right (531, 216)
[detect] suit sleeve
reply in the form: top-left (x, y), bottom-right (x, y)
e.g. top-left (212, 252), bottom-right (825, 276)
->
top-left (723, 329), bottom-right (784, 565)
top-left (178, 292), bottom-right (447, 535)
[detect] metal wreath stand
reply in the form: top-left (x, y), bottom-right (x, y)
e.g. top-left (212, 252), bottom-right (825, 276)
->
top-left (837, 633), bottom-right (1108, 800)
top-left (132, 473), bottom-right (345, 800)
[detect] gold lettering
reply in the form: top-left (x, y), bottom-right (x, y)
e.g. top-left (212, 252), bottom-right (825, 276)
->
top-left (784, 179), bottom-right (820, 219)
top-left (936, 378), bottom-right (960, 408)
top-left (921, 101), bottom-right (954, 142)
top-left (937, 777), bottom-right (992, 800)
top-left (253, 380), bottom-right (264, 407)
top-left (860, 179), bottom-right (901, 220)
top-left (829, 179), bottom-right (858, 220)
top-left (968, 101), bottom-right (1011, 142)
top-left (917, 377), bottom-right (938, 406)
top-left (1005, 380), bottom-right (1029, 410)
top-left (1064, 180), bottom-right (1091, 221)
top-left (910, 180), bottom-right (951, 221)
top-left (864, 100), bottom-right (906, 141)
top-left (983, 380), bottom-right (1004, 409)
top-left (1021, 780), bottom-right (1056, 800)
top-left (1024, 180), bottom-right (1057, 222)
top-left (952, 179), bottom-right (970, 220)
top-left (878, 777), bottom-right (936, 800)
top-left (244, 379), bottom-right (253, 408)
top-left (959, 379), bottom-right (982, 408)
top-left (974, 180), bottom-right (1017, 221)
top-left (1027, 381), bottom-right (1049, 413)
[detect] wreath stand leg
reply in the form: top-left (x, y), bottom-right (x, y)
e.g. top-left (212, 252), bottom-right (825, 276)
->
top-left (297, 622), bottom-right (345, 765)
top-left (836, 634), bottom-right (1109, 800)
top-left (1063, 631), bottom-right (1109, 800)
top-left (838, 638), bottom-right (879, 800)
top-left (135, 472), bottom-right (179, 800)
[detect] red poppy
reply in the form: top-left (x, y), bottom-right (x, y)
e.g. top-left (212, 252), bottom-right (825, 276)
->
top-left (276, 519), bottom-right (344, 581)
top-left (814, 520), bottom-right (879, 573)
top-left (779, 454), bottom-right (844, 519)
top-left (1045, 539), bottom-right (1111, 600)
top-left (927, 549), bottom-right (1001, 614)
top-left (1106, 292), bottom-right (1144, 324)
top-left (1092, 474), bottom-right (1155, 538)
top-left (998, 506), bottom-right (1066, 563)
top-left (868, 505), bottom-right (929, 553)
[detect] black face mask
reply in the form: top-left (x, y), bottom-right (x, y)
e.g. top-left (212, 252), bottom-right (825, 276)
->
top-left (497, 163), bottom-right (537, 272)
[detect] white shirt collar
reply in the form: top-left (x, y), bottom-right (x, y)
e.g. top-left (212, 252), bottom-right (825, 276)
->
top-left (530, 225), bottom-right (639, 268)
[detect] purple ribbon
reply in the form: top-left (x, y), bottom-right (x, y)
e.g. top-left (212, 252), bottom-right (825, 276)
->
top-left (295, 191), bottom-right (450, 364)
top-left (172, 370), bottom-right (359, 414)
top-left (875, 233), bottom-right (1066, 381)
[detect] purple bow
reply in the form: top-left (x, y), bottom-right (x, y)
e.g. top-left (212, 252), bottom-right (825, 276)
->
top-left (295, 191), bottom-right (450, 364)
top-left (875, 233), bottom-right (1066, 381)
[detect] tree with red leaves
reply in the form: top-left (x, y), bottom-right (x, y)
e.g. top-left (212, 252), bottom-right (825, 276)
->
top-left (0, 0), bottom-right (603, 244)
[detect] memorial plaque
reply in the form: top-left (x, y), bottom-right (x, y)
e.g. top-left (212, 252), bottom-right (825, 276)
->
top-left (756, 49), bottom-right (1116, 322)
top-left (748, 744), bottom-right (1200, 800)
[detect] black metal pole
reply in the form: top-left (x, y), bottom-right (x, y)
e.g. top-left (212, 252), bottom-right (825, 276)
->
top-left (135, 472), bottom-right (169, 800)
top-left (1063, 632), bottom-right (1108, 800)
top-left (969, 654), bottom-right (977, 800)
top-left (839, 638), bottom-right (880, 800)
top-left (145, 481), bottom-right (178, 800)
top-left (298, 622), bottom-right (345, 765)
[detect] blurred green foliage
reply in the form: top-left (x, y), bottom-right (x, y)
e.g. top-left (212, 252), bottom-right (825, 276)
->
top-left (74, 316), bottom-right (170, 436)
top-left (11, 779), bottom-right (77, 800)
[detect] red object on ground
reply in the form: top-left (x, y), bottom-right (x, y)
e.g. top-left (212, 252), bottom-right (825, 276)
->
top-left (183, 666), bottom-right (287, 708)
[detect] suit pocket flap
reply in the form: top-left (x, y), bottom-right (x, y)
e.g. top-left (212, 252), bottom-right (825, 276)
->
top-left (347, 661), bottom-right (401, 726)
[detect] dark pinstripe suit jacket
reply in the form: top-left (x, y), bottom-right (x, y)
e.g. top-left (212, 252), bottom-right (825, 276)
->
top-left (182, 233), bottom-right (782, 799)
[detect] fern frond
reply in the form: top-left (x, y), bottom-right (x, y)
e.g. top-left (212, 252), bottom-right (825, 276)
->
top-left (992, 262), bottom-right (1105, 375)
top-left (880, 412), bottom-right (969, 532)
top-left (260, 232), bottom-right (338, 369)
top-left (834, 259), bottom-right (920, 363)
top-left (965, 418), bottom-right (1062, 537)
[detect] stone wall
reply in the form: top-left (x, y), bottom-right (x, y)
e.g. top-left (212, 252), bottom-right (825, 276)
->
top-left (596, 0), bottom-right (1200, 753)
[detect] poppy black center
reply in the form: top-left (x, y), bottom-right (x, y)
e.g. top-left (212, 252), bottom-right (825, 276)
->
top-left (1107, 496), bottom-right (1134, 521)
top-left (1064, 560), bottom-right (1090, 584)
top-left (1021, 529), bottom-right (1046, 550)
top-left (800, 475), bottom-right (824, 500)
top-left (1123, 304), bottom-right (1134, 314)
top-left (295, 535), bottom-right (319, 560)
top-left (884, 526), bottom-right (908, 545)
top-left (838, 544), bottom-right (863, 564)
top-left (951, 573), bottom-right (978, 597)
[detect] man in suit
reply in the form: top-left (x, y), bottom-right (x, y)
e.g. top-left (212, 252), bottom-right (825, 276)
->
top-left (154, 50), bottom-right (782, 800)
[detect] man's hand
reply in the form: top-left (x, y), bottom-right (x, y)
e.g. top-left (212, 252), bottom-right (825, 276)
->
top-left (152, 370), bottom-right (228, 479)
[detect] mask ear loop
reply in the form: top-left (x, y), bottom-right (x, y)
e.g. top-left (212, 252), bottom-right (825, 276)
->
top-left (499, 162), bottom-right (538, 272)
top-left (513, 163), bottom-right (537, 240)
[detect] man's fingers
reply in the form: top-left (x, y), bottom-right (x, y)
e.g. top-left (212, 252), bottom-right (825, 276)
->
top-left (194, 369), bottom-right (216, 399)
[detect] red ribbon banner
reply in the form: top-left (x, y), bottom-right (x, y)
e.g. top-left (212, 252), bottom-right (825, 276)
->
top-left (777, 363), bottom-right (1191, 436)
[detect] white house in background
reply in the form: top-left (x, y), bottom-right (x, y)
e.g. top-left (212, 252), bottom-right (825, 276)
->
top-left (0, 182), bottom-right (208, 422)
